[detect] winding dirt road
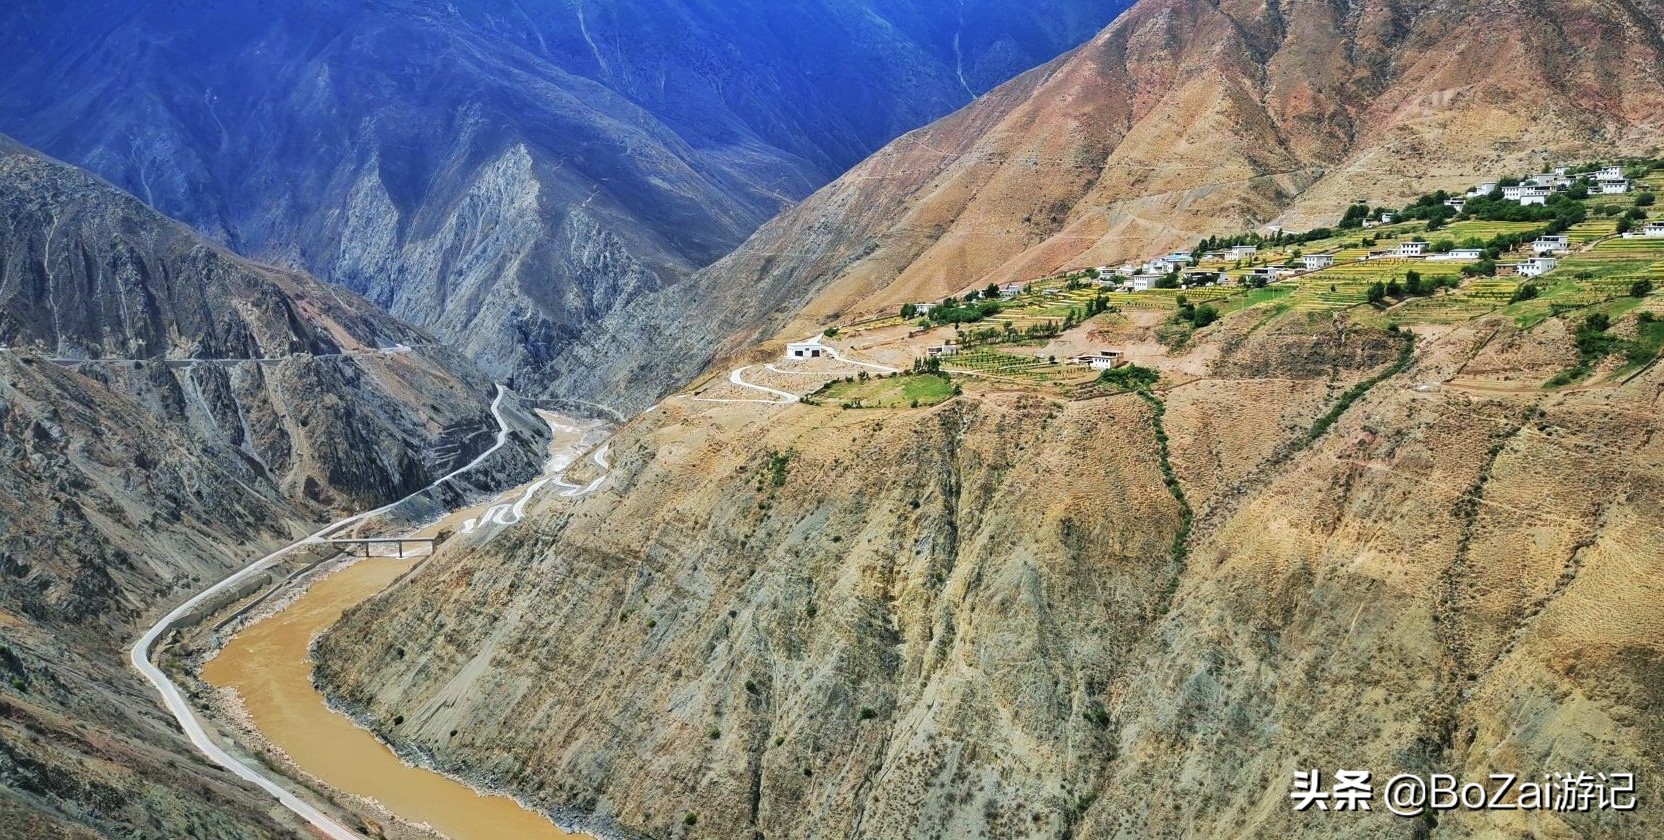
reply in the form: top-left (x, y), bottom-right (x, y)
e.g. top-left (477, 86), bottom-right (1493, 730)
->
top-left (129, 385), bottom-right (536, 840)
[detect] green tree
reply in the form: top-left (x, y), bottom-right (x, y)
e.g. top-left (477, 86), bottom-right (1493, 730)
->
top-left (984, 282), bottom-right (1001, 300)
top-left (1631, 279), bottom-right (1655, 298)
top-left (1462, 260), bottom-right (1498, 278)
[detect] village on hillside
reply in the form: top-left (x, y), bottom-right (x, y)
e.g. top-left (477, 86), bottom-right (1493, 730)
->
top-left (690, 158), bottom-right (1664, 409)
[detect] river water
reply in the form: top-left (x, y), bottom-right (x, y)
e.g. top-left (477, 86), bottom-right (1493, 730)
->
top-left (201, 412), bottom-right (600, 840)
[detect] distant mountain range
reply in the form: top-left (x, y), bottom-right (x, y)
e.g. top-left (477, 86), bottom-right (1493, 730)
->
top-left (0, 0), bottom-right (1128, 408)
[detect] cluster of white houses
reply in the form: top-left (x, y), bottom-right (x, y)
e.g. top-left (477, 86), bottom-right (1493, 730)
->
top-left (1478, 166), bottom-right (1633, 206)
top-left (880, 167), bottom-right (1658, 331)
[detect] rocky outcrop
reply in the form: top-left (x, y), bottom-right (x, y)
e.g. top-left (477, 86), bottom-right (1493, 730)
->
top-left (0, 135), bottom-right (546, 837)
top-left (0, 0), bottom-right (1128, 402)
top-left (318, 317), bottom-right (1664, 839)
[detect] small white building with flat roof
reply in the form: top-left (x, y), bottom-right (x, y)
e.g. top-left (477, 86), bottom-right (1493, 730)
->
top-left (1430, 248), bottom-right (1485, 261)
top-left (1303, 254), bottom-right (1336, 270)
top-left (1069, 350), bottom-right (1127, 371)
top-left (1519, 257), bottom-right (1558, 278)
top-left (785, 341), bottom-right (828, 361)
top-left (1532, 236), bottom-right (1570, 255)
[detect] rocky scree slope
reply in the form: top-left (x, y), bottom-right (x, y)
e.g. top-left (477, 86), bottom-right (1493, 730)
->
top-left (312, 315), bottom-right (1664, 839)
top-left (0, 0), bottom-right (1129, 407)
top-left (586, 0), bottom-right (1664, 386)
top-left (0, 135), bottom-right (546, 838)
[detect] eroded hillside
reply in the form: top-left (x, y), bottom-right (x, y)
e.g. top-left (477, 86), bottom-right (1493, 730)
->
top-left (567, 0), bottom-right (1664, 409)
top-left (0, 136), bottom-right (547, 837)
top-left (311, 307), bottom-right (1664, 838)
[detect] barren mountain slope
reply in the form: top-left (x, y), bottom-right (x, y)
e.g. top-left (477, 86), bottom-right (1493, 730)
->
top-left (0, 136), bottom-right (546, 837)
top-left (561, 0), bottom-right (1664, 402)
top-left (319, 312), bottom-right (1664, 839)
top-left (0, 0), bottom-right (1129, 404)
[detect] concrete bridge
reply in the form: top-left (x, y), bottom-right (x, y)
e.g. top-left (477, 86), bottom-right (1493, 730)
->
top-left (322, 537), bottom-right (436, 558)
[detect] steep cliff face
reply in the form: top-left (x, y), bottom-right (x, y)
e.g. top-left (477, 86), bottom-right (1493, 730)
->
top-left (0, 0), bottom-right (1128, 402)
top-left (322, 308), bottom-right (1664, 839)
top-left (0, 136), bottom-right (545, 837)
top-left (574, 0), bottom-right (1664, 395)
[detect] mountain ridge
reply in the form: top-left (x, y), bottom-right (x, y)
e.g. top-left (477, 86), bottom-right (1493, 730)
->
top-left (0, 133), bottom-right (547, 837)
top-left (0, 0), bottom-right (1130, 401)
top-left (617, 0), bottom-right (1664, 376)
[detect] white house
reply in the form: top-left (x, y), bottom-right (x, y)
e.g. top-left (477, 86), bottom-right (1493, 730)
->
top-left (785, 341), bottom-right (828, 361)
top-left (1519, 257), bottom-right (1558, 278)
top-left (1430, 248), bottom-right (1485, 261)
top-left (1395, 241), bottom-right (1429, 258)
top-left (1642, 221), bottom-right (1664, 238)
top-left (1532, 236), bottom-right (1570, 255)
top-left (998, 283), bottom-right (1025, 300)
top-left (1596, 166), bottom-right (1625, 181)
top-left (926, 343), bottom-right (960, 358)
top-left (1467, 182), bottom-right (1498, 197)
top-left (912, 303), bottom-right (936, 315)
top-left (1070, 350), bottom-right (1127, 371)
top-left (1444, 198), bottom-right (1467, 212)
top-left (1303, 254), bottom-right (1337, 270)
top-left (1249, 266), bottom-right (1295, 282)
top-left (1228, 245), bottom-right (1259, 260)
top-left (1599, 178), bottom-right (1631, 195)
top-left (1380, 212), bottom-right (1398, 224)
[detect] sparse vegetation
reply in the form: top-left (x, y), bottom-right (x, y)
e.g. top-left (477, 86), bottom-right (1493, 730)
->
top-left (1298, 331), bottom-right (1415, 449)
top-left (768, 450), bottom-right (791, 486)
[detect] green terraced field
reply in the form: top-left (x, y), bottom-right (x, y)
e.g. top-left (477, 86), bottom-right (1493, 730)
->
top-left (1436, 220), bottom-right (1546, 241)
top-left (1553, 237), bottom-right (1664, 280)
top-left (1565, 219), bottom-right (1618, 244)
top-left (942, 349), bottom-right (1073, 384)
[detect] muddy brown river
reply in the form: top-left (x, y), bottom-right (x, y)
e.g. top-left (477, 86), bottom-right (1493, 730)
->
top-left (202, 413), bottom-right (599, 840)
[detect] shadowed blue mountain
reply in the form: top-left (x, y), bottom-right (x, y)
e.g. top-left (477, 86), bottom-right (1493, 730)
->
top-left (0, 0), bottom-right (1131, 404)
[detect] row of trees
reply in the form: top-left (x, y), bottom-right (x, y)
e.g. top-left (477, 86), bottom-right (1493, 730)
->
top-left (1365, 269), bottom-right (1457, 303)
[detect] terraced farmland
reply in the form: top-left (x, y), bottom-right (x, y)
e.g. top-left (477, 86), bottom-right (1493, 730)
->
top-left (1435, 220), bottom-right (1546, 242)
top-left (943, 348), bottom-right (1074, 385)
top-left (1554, 237), bottom-right (1664, 280)
top-left (1564, 219), bottom-right (1617, 244)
